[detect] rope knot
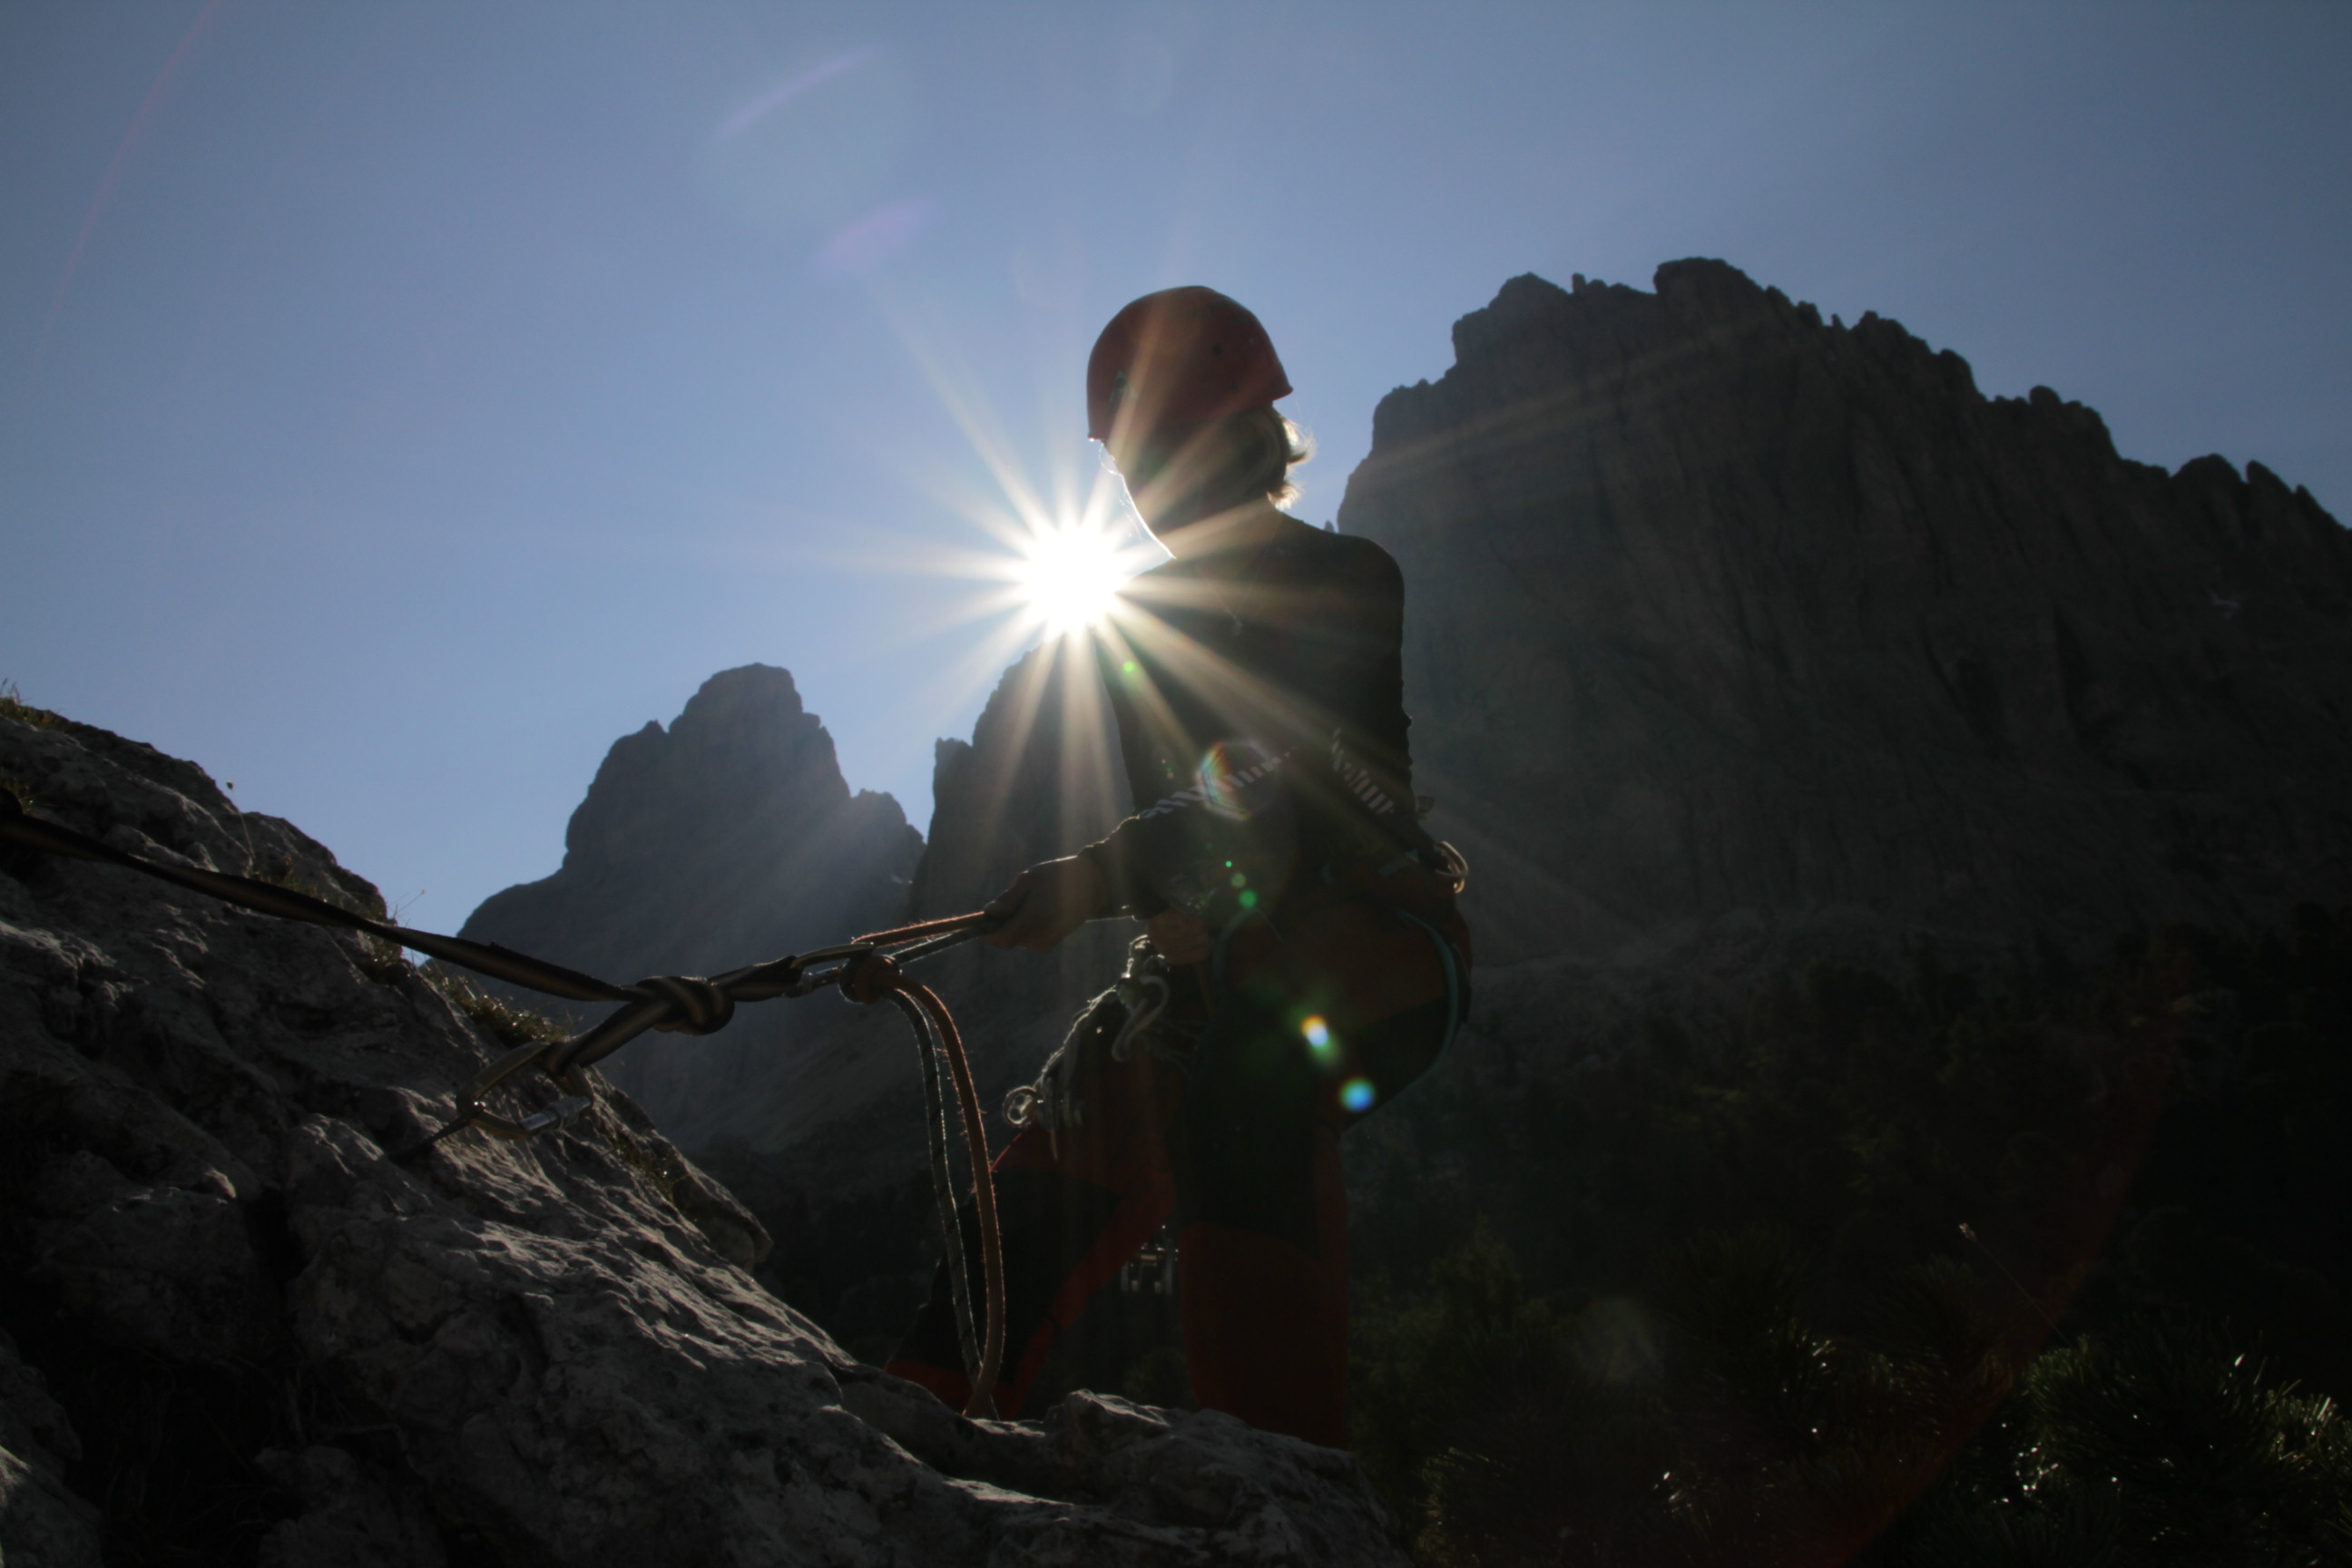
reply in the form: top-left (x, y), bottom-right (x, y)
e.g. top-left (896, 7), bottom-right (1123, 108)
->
top-left (839, 950), bottom-right (901, 1006)
top-left (638, 975), bottom-right (737, 1034)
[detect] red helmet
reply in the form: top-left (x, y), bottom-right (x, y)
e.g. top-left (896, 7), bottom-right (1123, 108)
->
top-left (1086, 287), bottom-right (1292, 442)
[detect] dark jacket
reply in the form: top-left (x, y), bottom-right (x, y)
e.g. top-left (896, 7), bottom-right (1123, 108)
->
top-left (1081, 519), bottom-right (1435, 921)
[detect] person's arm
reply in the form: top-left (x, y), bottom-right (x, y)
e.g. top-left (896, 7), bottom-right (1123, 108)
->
top-left (1318, 541), bottom-right (1416, 827)
top-left (1076, 825), bottom-right (1156, 916)
top-left (1271, 537), bottom-right (1426, 861)
top-left (980, 854), bottom-right (1107, 953)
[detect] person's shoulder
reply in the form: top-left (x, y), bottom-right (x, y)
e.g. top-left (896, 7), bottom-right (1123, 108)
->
top-left (1131, 554), bottom-right (1190, 583)
top-left (1293, 524), bottom-right (1403, 593)
top-left (1111, 549), bottom-right (1191, 605)
top-left (1329, 528), bottom-right (1400, 575)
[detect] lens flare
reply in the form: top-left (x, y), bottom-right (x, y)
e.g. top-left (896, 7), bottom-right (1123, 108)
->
top-left (712, 47), bottom-right (877, 142)
top-left (1199, 737), bottom-right (1284, 820)
top-left (1340, 1077), bottom-right (1377, 1113)
top-left (814, 197), bottom-right (933, 279)
top-left (1302, 1015), bottom-right (1336, 1063)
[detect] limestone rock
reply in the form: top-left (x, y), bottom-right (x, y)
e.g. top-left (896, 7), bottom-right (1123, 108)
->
top-left (444, 650), bottom-right (1143, 1357)
top-left (0, 1328), bottom-right (101, 1568)
top-left (0, 709), bottom-right (1406, 1564)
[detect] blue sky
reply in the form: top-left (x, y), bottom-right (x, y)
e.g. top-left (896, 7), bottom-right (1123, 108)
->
top-left (4, 2), bottom-right (2347, 934)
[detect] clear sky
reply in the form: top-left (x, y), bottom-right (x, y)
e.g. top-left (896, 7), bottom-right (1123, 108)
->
top-left (4, 1), bottom-right (2347, 935)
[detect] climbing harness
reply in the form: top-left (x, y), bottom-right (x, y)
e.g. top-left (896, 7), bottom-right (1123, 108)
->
top-left (0, 790), bottom-right (1009, 1418)
top-left (1002, 939), bottom-right (1179, 1153)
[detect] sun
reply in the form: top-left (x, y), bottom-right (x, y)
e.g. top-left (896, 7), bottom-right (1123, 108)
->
top-left (1017, 522), bottom-right (1138, 637)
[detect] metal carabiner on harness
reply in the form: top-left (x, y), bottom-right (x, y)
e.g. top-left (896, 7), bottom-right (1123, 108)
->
top-left (1003, 942), bottom-right (1178, 1151)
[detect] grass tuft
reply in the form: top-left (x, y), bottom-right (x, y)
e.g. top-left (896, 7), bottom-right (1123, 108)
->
top-left (247, 853), bottom-right (414, 981)
top-left (421, 965), bottom-right (573, 1046)
top-left (0, 680), bottom-right (59, 729)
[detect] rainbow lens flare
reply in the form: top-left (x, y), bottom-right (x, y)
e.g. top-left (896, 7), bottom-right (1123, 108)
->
top-left (1340, 1077), bottom-right (1377, 1112)
top-left (1197, 738), bottom-right (1284, 820)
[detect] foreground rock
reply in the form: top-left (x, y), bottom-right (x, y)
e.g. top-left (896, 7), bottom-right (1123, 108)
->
top-left (0, 709), bottom-right (1405, 1565)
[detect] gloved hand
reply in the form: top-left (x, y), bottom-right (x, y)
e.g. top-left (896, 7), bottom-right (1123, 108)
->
top-left (1145, 907), bottom-right (1212, 965)
top-left (982, 856), bottom-right (1107, 954)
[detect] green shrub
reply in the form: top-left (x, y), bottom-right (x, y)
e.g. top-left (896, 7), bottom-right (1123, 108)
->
top-left (1894, 1317), bottom-right (2352, 1566)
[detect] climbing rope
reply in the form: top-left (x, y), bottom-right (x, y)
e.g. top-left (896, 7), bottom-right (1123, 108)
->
top-left (852, 959), bottom-right (1007, 1419)
top-left (0, 790), bottom-right (1010, 1418)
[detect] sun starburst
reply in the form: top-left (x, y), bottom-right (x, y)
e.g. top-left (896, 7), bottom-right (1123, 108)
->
top-left (1017, 521), bottom-right (1138, 637)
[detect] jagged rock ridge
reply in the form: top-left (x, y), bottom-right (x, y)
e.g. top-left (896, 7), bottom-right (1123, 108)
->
top-left (457, 664), bottom-right (923, 1151)
top-left (0, 708), bottom-right (1406, 1565)
top-left (1341, 260), bottom-right (2350, 967)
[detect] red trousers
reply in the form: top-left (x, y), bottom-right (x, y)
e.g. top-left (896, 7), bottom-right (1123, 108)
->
top-left (887, 885), bottom-right (1470, 1446)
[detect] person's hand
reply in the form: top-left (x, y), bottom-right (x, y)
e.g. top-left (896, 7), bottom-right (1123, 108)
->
top-left (982, 856), bottom-right (1107, 954)
top-left (1146, 908), bottom-right (1213, 966)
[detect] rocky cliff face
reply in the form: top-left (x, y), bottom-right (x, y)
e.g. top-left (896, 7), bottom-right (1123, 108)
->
top-left (0, 706), bottom-right (1406, 1565)
top-left (456, 665), bottom-right (924, 1152)
top-left (1339, 260), bottom-right (2351, 970)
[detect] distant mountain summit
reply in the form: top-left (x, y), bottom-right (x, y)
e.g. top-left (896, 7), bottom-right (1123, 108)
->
top-left (456, 664), bottom-right (922, 1144)
top-left (1342, 260), bottom-right (2350, 965)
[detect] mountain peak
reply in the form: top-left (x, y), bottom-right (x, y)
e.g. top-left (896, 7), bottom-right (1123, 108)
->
top-left (1348, 261), bottom-right (2352, 965)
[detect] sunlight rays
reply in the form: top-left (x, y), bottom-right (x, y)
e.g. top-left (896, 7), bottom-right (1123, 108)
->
top-left (782, 285), bottom-right (1588, 938)
top-left (852, 286), bottom-right (1164, 657)
top-left (760, 282), bottom-right (1171, 856)
top-left (811, 279), bottom-right (1479, 901)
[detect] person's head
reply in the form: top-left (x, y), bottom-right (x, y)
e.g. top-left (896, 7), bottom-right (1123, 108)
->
top-left (1107, 405), bottom-right (1314, 536)
top-left (1087, 287), bottom-right (1308, 540)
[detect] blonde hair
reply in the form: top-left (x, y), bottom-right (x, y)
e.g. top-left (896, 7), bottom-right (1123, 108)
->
top-left (1112, 407), bottom-right (1315, 518)
top-left (1230, 406), bottom-right (1314, 509)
